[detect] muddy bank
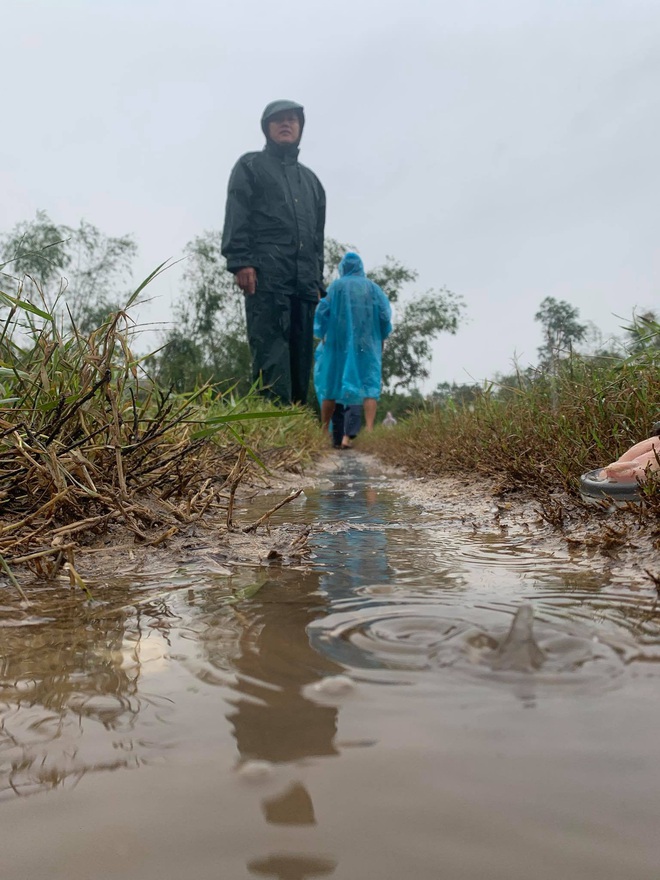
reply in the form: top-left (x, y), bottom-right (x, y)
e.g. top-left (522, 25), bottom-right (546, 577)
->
top-left (0, 454), bottom-right (330, 592)
top-left (341, 453), bottom-right (660, 595)
top-left (8, 465), bottom-right (333, 592)
top-left (7, 449), bottom-right (659, 598)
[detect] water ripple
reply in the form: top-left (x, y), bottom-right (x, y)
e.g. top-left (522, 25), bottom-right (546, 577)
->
top-left (307, 594), bottom-right (647, 692)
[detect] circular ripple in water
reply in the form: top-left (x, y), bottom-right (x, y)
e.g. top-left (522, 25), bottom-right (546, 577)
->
top-left (307, 599), bottom-right (629, 690)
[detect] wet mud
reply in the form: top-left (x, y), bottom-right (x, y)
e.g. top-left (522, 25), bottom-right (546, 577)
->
top-left (1, 452), bottom-right (660, 879)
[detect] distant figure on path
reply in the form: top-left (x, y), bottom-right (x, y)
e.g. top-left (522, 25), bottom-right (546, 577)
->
top-left (382, 411), bottom-right (397, 427)
top-left (314, 252), bottom-right (392, 436)
top-left (222, 100), bottom-right (326, 405)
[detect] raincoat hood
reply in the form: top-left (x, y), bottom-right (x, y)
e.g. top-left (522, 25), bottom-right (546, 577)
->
top-left (338, 252), bottom-right (365, 278)
top-left (261, 99), bottom-right (305, 143)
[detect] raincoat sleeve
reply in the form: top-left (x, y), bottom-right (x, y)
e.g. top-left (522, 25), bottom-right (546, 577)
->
top-left (314, 290), bottom-right (332, 339)
top-left (316, 181), bottom-right (326, 288)
top-left (221, 155), bottom-right (255, 273)
top-left (375, 284), bottom-right (393, 340)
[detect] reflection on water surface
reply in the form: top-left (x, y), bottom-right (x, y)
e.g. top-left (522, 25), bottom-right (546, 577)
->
top-left (1, 455), bottom-right (660, 879)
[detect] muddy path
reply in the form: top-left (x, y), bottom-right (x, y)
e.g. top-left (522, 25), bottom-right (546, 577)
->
top-left (1, 451), bottom-right (660, 880)
top-left (313, 452), bottom-right (660, 593)
top-left (52, 449), bottom-right (660, 596)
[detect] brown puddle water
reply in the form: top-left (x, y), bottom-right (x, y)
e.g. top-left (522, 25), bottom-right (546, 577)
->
top-left (2, 456), bottom-right (660, 879)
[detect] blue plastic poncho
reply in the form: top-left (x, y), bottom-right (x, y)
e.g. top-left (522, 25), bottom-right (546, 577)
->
top-left (314, 252), bottom-right (392, 405)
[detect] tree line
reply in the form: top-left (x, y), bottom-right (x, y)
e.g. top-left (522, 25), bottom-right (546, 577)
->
top-left (0, 212), bottom-right (465, 400)
top-left (1, 211), bottom-right (656, 418)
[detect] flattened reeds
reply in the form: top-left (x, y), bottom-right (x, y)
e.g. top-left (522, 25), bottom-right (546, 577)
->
top-left (0, 288), bottom-right (322, 588)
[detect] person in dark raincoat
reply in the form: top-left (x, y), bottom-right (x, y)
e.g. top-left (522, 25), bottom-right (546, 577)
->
top-left (314, 252), bottom-right (392, 436)
top-left (221, 100), bottom-right (326, 405)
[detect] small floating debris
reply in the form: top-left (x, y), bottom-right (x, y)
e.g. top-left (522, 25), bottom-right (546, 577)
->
top-left (248, 855), bottom-right (337, 878)
top-left (237, 760), bottom-right (274, 783)
top-left (312, 674), bottom-right (356, 695)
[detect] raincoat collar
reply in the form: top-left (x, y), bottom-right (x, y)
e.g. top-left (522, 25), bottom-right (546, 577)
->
top-left (264, 140), bottom-right (300, 163)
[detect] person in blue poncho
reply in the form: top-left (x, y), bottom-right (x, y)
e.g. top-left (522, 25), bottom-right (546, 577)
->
top-left (314, 252), bottom-right (392, 441)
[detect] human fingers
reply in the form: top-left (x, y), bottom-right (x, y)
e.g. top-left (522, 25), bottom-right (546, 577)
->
top-left (236, 268), bottom-right (256, 295)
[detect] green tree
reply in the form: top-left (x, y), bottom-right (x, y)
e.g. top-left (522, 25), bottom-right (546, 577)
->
top-left (323, 237), bottom-right (355, 288)
top-left (431, 381), bottom-right (483, 407)
top-left (492, 365), bottom-right (537, 400)
top-left (534, 296), bottom-right (588, 369)
top-left (324, 241), bottom-right (465, 393)
top-left (381, 285), bottom-right (464, 391)
top-left (378, 388), bottom-right (426, 421)
top-left (0, 210), bottom-right (137, 333)
top-left (155, 230), bottom-right (251, 393)
top-left (157, 235), bottom-right (465, 397)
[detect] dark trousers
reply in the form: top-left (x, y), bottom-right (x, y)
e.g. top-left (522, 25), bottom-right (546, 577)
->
top-left (331, 404), bottom-right (362, 446)
top-left (244, 291), bottom-right (316, 405)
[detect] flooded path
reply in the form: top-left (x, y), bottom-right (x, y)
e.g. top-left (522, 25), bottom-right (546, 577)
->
top-left (2, 455), bottom-right (660, 879)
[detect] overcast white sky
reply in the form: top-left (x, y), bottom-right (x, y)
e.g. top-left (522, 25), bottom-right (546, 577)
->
top-left (2, 0), bottom-right (658, 389)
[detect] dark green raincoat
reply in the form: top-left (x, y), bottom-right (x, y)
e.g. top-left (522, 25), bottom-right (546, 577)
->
top-left (221, 100), bottom-right (326, 405)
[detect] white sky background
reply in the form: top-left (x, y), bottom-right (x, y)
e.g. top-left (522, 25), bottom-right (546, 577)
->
top-left (1, 0), bottom-right (658, 390)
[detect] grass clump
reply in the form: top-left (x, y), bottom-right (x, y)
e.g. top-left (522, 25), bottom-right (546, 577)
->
top-left (0, 284), bottom-right (323, 587)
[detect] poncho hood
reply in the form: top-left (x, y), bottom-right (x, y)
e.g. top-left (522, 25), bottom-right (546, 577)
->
top-left (338, 252), bottom-right (365, 277)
